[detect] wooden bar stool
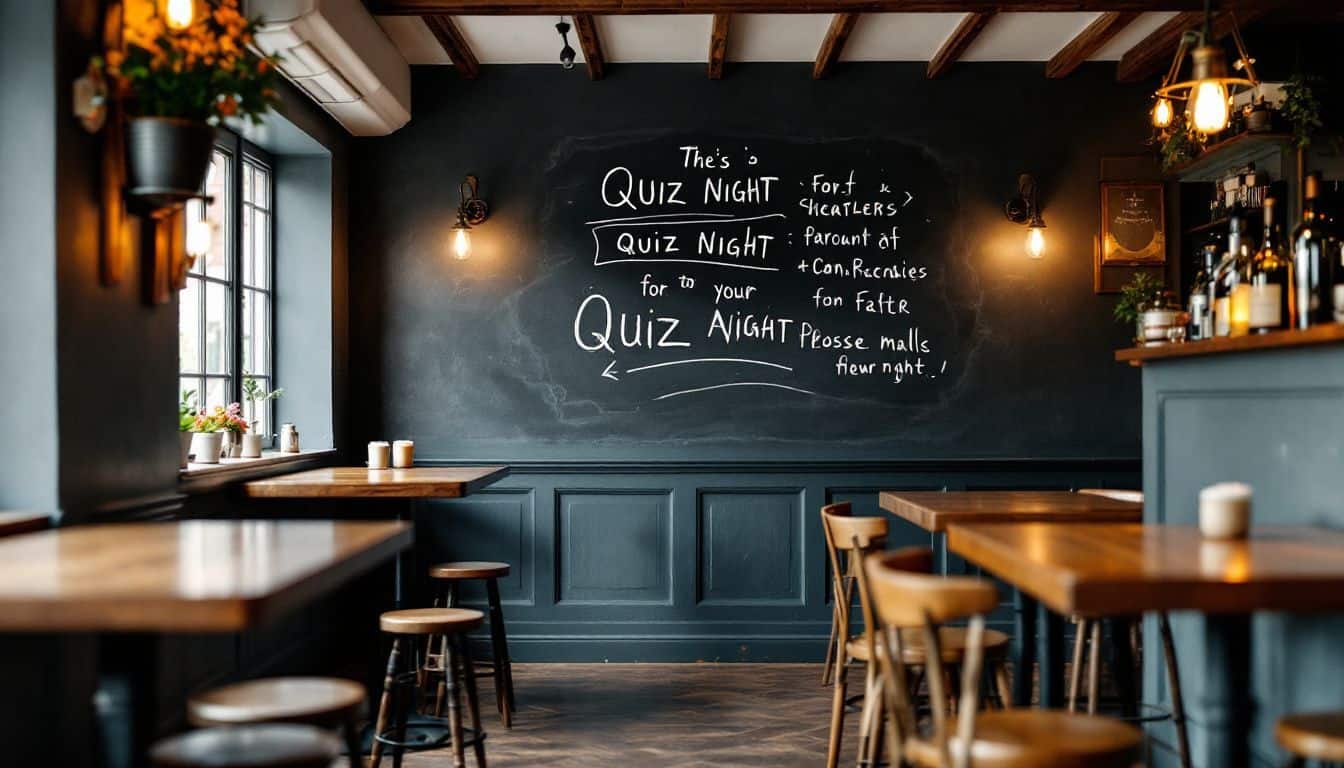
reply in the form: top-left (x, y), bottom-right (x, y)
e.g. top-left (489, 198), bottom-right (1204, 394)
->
top-left (1276, 712), bottom-right (1344, 766)
top-left (427, 561), bottom-right (516, 728)
top-left (373, 608), bottom-right (488, 768)
top-left (149, 724), bottom-right (341, 768)
top-left (821, 501), bottom-right (853, 687)
top-left (863, 549), bottom-right (1143, 768)
top-left (187, 677), bottom-right (365, 768)
top-left (824, 512), bottom-right (1013, 768)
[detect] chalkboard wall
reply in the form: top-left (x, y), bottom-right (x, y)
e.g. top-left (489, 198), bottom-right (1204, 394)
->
top-left (350, 63), bottom-right (1148, 462)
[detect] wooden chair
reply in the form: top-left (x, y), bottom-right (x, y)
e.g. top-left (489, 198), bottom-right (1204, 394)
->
top-left (821, 501), bottom-right (853, 687)
top-left (1276, 712), bottom-right (1344, 766)
top-left (187, 677), bottom-right (365, 768)
top-left (824, 513), bottom-right (1013, 768)
top-left (428, 561), bottom-right (516, 728)
top-left (149, 724), bottom-right (341, 768)
top-left (863, 550), bottom-right (1143, 768)
top-left (373, 608), bottom-right (488, 768)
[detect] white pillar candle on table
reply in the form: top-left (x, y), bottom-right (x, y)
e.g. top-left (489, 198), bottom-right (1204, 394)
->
top-left (392, 440), bottom-right (415, 468)
top-left (368, 441), bottom-right (391, 469)
top-left (1198, 482), bottom-right (1253, 539)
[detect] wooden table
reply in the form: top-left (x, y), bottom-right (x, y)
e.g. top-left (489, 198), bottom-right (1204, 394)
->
top-left (0, 510), bottom-right (50, 537)
top-left (879, 491), bottom-right (1142, 707)
top-left (243, 465), bottom-right (511, 499)
top-left (243, 466), bottom-right (510, 607)
top-left (947, 522), bottom-right (1344, 768)
top-left (0, 520), bottom-right (411, 768)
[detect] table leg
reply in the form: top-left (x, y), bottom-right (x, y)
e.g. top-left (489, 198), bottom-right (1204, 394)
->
top-left (1012, 588), bottom-right (1037, 707)
top-left (1200, 614), bottom-right (1253, 768)
top-left (1108, 617), bottom-right (1138, 718)
top-left (95, 633), bottom-right (159, 768)
top-left (1036, 604), bottom-right (1064, 709)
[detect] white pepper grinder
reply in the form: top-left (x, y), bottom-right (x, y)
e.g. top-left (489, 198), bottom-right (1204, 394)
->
top-left (279, 423), bottom-right (300, 453)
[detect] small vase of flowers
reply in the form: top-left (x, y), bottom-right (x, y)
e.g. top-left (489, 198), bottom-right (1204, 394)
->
top-left (241, 375), bottom-right (283, 457)
top-left (94, 0), bottom-right (281, 206)
top-left (190, 403), bottom-right (248, 463)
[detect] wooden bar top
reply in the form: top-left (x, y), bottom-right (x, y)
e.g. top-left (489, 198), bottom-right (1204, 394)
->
top-left (0, 511), bottom-right (50, 538)
top-left (0, 520), bottom-right (411, 632)
top-left (878, 491), bottom-right (1141, 533)
top-left (947, 522), bottom-right (1344, 615)
top-left (242, 465), bottom-right (510, 499)
top-left (1116, 324), bottom-right (1344, 366)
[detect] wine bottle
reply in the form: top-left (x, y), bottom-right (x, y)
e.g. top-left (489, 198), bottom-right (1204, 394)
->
top-left (1249, 197), bottom-right (1293, 333)
top-left (1292, 173), bottom-right (1333, 328)
top-left (1213, 210), bottom-right (1247, 337)
top-left (1189, 242), bottom-right (1217, 340)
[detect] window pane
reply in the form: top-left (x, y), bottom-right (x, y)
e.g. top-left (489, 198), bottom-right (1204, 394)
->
top-left (180, 378), bottom-right (202, 415)
top-left (203, 377), bottom-right (228, 411)
top-left (179, 278), bottom-right (201, 373)
top-left (252, 164), bottom-right (269, 210)
top-left (202, 150), bottom-right (230, 280)
top-left (242, 204), bottom-right (254, 287)
top-left (250, 210), bottom-right (269, 289)
top-left (242, 163), bottom-right (253, 207)
top-left (204, 281), bottom-right (230, 375)
top-left (242, 289), bottom-right (269, 376)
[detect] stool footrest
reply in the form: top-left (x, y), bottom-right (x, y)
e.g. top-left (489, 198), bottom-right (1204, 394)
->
top-left (375, 722), bottom-right (486, 752)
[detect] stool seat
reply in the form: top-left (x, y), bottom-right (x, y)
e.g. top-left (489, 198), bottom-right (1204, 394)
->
top-left (903, 710), bottom-right (1143, 768)
top-left (429, 561), bottom-right (511, 579)
top-left (845, 626), bottom-right (1011, 664)
top-left (1277, 712), bottom-right (1344, 761)
top-left (188, 677), bottom-right (365, 726)
top-left (150, 724), bottom-right (341, 768)
top-left (380, 607), bottom-right (483, 635)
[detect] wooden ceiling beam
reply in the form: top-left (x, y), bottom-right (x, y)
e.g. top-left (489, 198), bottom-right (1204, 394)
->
top-left (1116, 9), bottom-right (1266, 83)
top-left (374, 1), bottom-right (1311, 15)
top-left (927, 11), bottom-right (993, 79)
top-left (423, 15), bottom-right (479, 78)
top-left (572, 14), bottom-right (605, 79)
top-left (813, 13), bottom-right (859, 80)
top-left (708, 13), bottom-right (730, 79)
top-left (1045, 11), bottom-right (1137, 78)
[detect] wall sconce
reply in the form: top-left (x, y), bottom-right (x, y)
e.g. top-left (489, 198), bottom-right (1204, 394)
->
top-left (1004, 173), bottom-right (1047, 259)
top-left (450, 174), bottom-right (488, 261)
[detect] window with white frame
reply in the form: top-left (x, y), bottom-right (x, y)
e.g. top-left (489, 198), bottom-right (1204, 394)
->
top-left (178, 134), bottom-right (276, 446)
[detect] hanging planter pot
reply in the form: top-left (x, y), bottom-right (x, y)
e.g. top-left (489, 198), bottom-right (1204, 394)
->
top-left (124, 117), bottom-right (215, 208)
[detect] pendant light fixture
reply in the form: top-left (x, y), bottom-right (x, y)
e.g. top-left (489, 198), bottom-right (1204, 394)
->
top-left (556, 19), bottom-right (577, 70)
top-left (1151, 0), bottom-right (1259, 136)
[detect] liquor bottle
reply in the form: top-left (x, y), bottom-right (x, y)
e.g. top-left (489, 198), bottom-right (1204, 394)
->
top-left (1189, 243), bottom-right (1217, 340)
top-left (1248, 197), bottom-right (1293, 333)
top-left (1213, 210), bottom-right (1248, 336)
top-left (1292, 173), bottom-right (1333, 328)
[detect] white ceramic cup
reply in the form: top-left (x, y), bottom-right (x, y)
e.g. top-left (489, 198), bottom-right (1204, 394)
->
top-left (393, 440), bottom-right (415, 468)
top-left (1198, 482), bottom-right (1253, 539)
top-left (368, 441), bottom-right (391, 470)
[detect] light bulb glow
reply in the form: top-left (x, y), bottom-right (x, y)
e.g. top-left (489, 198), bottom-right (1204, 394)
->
top-left (1190, 80), bottom-right (1230, 134)
top-left (164, 0), bottom-right (194, 30)
top-left (186, 217), bottom-right (212, 257)
top-left (1026, 226), bottom-right (1046, 260)
top-left (452, 227), bottom-right (472, 260)
top-left (1152, 98), bottom-right (1173, 129)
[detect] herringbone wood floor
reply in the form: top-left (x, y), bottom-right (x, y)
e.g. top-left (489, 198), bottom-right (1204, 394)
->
top-left (400, 663), bottom-right (865, 768)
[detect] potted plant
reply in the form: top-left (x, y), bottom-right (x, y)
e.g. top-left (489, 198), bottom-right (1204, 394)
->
top-left (95, 0), bottom-right (281, 205)
top-left (178, 389), bottom-right (197, 468)
top-left (190, 403), bottom-right (248, 463)
top-left (1114, 271), bottom-right (1166, 343)
top-left (241, 375), bottom-right (283, 458)
top-left (1281, 70), bottom-right (1323, 151)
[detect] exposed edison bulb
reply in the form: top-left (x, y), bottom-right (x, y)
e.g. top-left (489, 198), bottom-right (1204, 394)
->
top-left (1190, 80), bottom-right (1230, 134)
top-left (1026, 226), bottom-right (1046, 260)
top-left (164, 0), bottom-right (194, 30)
top-left (451, 226), bottom-right (472, 260)
top-left (186, 217), bottom-right (213, 257)
top-left (1151, 98), bottom-right (1173, 129)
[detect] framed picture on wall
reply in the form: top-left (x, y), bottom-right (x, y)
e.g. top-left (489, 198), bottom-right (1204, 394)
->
top-left (1100, 182), bottom-right (1165, 265)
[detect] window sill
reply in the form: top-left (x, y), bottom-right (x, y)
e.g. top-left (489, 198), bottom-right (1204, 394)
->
top-left (179, 448), bottom-right (337, 495)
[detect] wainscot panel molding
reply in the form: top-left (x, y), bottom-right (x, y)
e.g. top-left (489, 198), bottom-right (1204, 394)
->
top-left (414, 459), bottom-right (1139, 662)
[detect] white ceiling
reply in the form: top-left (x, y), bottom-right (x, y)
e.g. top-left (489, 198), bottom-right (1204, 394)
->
top-left (375, 12), bottom-right (1180, 66)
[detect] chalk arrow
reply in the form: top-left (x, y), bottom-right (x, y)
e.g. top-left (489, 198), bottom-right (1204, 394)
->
top-left (601, 361), bottom-right (620, 381)
top-left (903, 191), bottom-right (914, 207)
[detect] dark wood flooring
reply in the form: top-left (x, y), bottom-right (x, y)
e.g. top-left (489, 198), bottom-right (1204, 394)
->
top-left (401, 663), bottom-right (861, 767)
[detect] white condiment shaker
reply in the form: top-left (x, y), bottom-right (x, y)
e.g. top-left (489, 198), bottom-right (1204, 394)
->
top-left (279, 423), bottom-right (300, 453)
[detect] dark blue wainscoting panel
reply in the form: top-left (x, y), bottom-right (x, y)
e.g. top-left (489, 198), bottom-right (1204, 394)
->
top-left (413, 460), bottom-right (1137, 662)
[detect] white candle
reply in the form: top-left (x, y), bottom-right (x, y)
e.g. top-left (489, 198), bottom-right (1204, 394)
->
top-left (368, 441), bottom-right (391, 470)
top-left (393, 440), bottom-right (415, 468)
top-left (1198, 482), bottom-right (1253, 539)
